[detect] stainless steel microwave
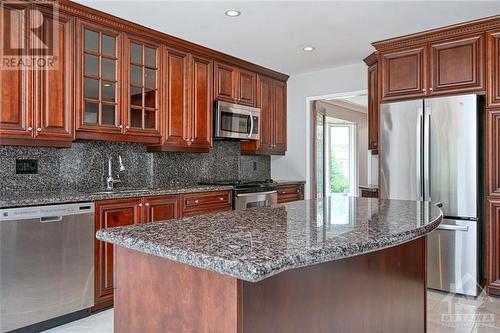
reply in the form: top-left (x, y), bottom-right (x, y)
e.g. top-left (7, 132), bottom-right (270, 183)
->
top-left (214, 101), bottom-right (260, 140)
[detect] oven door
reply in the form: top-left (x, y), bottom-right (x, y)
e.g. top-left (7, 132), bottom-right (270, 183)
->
top-left (235, 191), bottom-right (277, 210)
top-left (214, 101), bottom-right (260, 140)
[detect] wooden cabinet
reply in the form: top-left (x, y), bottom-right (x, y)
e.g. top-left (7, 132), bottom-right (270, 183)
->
top-left (143, 195), bottom-right (181, 223)
top-left (488, 109), bottom-right (500, 196)
top-left (182, 190), bottom-right (232, 217)
top-left (94, 190), bottom-right (231, 310)
top-left (429, 35), bottom-right (484, 95)
top-left (94, 197), bottom-right (142, 311)
top-left (487, 30), bottom-right (500, 107)
top-left (364, 53), bottom-right (379, 151)
top-left (488, 198), bottom-right (500, 296)
top-left (214, 62), bottom-right (257, 106)
top-left (380, 35), bottom-right (485, 102)
top-left (0, 4), bottom-right (74, 147)
top-left (123, 35), bottom-right (161, 138)
top-left (241, 76), bottom-right (287, 155)
top-left (148, 50), bottom-right (213, 152)
top-left (76, 22), bottom-right (161, 143)
top-left (380, 47), bottom-right (427, 101)
top-left (277, 183), bottom-right (304, 204)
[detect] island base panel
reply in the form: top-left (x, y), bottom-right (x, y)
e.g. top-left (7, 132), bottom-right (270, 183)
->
top-left (114, 237), bottom-right (425, 333)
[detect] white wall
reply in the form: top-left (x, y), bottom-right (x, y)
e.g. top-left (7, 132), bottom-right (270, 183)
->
top-left (317, 101), bottom-right (368, 189)
top-left (271, 62), bottom-right (367, 199)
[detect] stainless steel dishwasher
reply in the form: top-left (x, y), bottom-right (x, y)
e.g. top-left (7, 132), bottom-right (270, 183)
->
top-left (0, 202), bottom-right (95, 332)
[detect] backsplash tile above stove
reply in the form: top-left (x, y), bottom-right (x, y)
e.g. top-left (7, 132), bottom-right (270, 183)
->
top-left (0, 140), bottom-right (270, 194)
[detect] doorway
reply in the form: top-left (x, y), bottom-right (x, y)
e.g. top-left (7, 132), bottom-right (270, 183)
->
top-left (312, 94), bottom-right (369, 199)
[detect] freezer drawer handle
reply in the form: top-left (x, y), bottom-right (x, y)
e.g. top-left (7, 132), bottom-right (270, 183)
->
top-left (436, 224), bottom-right (468, 232)
top-left (40, 216), bottom-right (63, 223)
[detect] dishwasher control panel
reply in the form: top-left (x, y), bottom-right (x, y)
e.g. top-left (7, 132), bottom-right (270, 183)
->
top-left (0, 202), bottom-right (95, 221)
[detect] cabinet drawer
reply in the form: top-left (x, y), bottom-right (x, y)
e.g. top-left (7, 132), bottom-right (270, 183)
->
top-left (182, 190), bottom-right (232, 216)
top-left (277, 184), bottom-right (304, 204)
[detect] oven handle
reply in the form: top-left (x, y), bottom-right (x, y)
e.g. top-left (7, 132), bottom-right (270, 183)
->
top-left (236, 190), bottom-right (277, 197)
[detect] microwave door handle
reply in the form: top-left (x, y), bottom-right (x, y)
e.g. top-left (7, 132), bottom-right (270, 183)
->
top-left (248, 111), bottom-right (254, 138)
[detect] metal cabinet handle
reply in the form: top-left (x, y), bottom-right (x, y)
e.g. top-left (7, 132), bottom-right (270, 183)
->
top-left (145, 203), bottom-right (150, 207)
top-left (191, 138), bottom-right (195, 142)
top-left (219, 197), bottom-right (224, 201)
top-left (194, 200), bottom-right (199, 204)
top-left (429, 87), bottom-right (433, 91)
top-left (27, 127), bottom-right (32, 131)
top-left (422, 89), bottom-right (426, 92)
top-left (126, 126), bottom-right (130, 129)
top-left (138, 203), bottom-right (143, 207)
top-left (36, 128), bottom-right (42, 132)
top-left (119, 125), bottom-right (123, 129)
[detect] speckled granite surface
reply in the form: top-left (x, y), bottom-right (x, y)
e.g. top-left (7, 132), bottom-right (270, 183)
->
top-left (274, 180), bottom-right (306, 185)
top-left (96, 197), bottom-right (442, 282)
top-left (0, 185), bottom-right (233, 208)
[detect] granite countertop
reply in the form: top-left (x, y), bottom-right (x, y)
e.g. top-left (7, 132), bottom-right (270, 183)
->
top-left (0, 185), bottom-right (234, 209)
top-left (96, 197), bottom-right (442, 283)
top-left (274, 180), bottom-right (306, 185)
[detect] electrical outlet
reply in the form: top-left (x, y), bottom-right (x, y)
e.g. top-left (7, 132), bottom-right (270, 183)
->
top-left (16, 159), bottom-right (38, 174)
top-left (253, 161), bottom-right (257, 171)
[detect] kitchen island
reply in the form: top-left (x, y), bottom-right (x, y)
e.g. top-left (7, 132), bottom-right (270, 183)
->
top-left (97, 197), bottom-right (442, 333)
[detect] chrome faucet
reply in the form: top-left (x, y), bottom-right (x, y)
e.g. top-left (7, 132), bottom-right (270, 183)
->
top-left (106, 155), bottom-right (125, 190)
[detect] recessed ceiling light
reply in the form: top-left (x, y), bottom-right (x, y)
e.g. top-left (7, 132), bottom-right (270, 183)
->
top-left (225, 9), bottom-right (241, 17)
top-left (303, 46), bottom-right (315, 52)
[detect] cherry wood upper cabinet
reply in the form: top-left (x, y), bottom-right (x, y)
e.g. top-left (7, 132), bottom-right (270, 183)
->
top-left (488, 30), bottom-right (500, 107)
top-left (0, 5), bottom-right (74, 147)
top-left (123, 35), bottom-right (162, 138)
top-left (241, 76), bottom-right (286, 155)
top-left (488, 109), bottom-right (500, 197)
top-left (273, 80), bottom-right (287, 154)
top-left (143, 195), bottom-right (181, 223)
top-left (367, 63), bottom-right (379, 151)
top-left (94, 197), bottom-right (142, 311)
top-left (429, 35), bottom-right (484, 95)
top-left (76, 21), bottom-right (123, 137)
top-left (238, 69), bottom-right (257, 106)
top-left (214, 61), bottom-right (257, 107)
top-left (190, 55), bottom-right (213, 150)
top-left (380, 47), bottom-right (427, 101)
top-left (214, 62), bottom-right (237, 102)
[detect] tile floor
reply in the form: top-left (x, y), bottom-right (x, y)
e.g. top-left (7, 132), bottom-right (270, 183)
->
top-left (42, 290), bottom-right (500, 333)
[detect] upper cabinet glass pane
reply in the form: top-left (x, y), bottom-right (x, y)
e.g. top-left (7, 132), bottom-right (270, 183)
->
top-left (145, 47), bottom-right (156, 68)
top-left (130, 65), bottom-right (142, 86)
top-left (102, 58), bottom-right (116, 80)
top-left (84, 29), bottom-right (99, 52)
top-left (130, 43), bottom-right (142, 64)
top-left (84, 54), bottom-right (99, 77)
top-left (102, 34), bottom-right (116, 56)
top-left (145, 68), bottom-right (156, 89)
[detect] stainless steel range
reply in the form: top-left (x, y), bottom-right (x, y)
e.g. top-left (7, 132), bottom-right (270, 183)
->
top-left (200, 179), bottom-right (277, 210)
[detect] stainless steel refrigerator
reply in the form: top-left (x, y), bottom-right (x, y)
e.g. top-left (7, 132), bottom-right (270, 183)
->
top-left (380, 94), bottom-right (481, 297)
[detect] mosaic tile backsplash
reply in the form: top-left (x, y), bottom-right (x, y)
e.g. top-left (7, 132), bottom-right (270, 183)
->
top-left (0, 140), bottom-right (270, 194)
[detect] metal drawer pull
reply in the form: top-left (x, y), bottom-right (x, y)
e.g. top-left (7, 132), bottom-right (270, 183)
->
top-left (40, 216), bottom-right (63, 223)
top-left (194, 200), bottom-right (199, 204)
top-left (145, 203), bottom-right (150, 207)
top-left (219, 197), bottom-right (224, 201)
top-left (436, 225), bottom-right (468, 232)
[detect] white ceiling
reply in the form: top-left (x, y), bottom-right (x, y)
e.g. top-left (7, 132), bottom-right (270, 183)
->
top-left (76, 1), bottom-right (500, 75)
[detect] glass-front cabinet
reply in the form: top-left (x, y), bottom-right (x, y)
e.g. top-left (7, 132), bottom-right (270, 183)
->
top-left (77, 22), bottom-right (122, 134)
top-left (124, 37), bottom-right (161, 136)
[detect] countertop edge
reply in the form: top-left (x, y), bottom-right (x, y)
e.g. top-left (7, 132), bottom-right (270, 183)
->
top-left (96, 208), bottom-right (443, 283)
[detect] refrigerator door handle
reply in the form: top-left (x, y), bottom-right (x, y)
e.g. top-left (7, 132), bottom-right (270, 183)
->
top-left (424, 106), bottom-right (431, 202)
top-left (417, 107), bottom-right (423, 201)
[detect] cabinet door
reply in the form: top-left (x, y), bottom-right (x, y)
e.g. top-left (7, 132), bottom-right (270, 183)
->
top-left (488, 109), bottom-right (500, 196)
top-left (76, 21), bottom-right (122, 134)
top-left (430, 35), bottom-right (484, 95)
top-left (488, 31), bottom-right (500, 107)
top-left (33, 9), bottom-right (74, 142)
top-left (144, 195), bottom-right (181, 223)
top-left (124, 36), bottom-right (161, 137)
top-left (273, 80), bottom-right (287, 154)
top-left (380, 47), bottom-right (427, 101)
top-left (488, 199), bottom-right (500, 296)
top-left (162, 48), bottom-right (190, 149)
top-left (95, 198), bottom-right (142, 311)
top-left (238, 69), bottom-right (257, 106)
top-left (367, 63), bottom-right (379, 150)
top-left (0, 5), bottom-right (32, 141)
top-left (190, 55), bottom-right (213, 150)
top-left (214, 62), bottom-right (237, 102)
